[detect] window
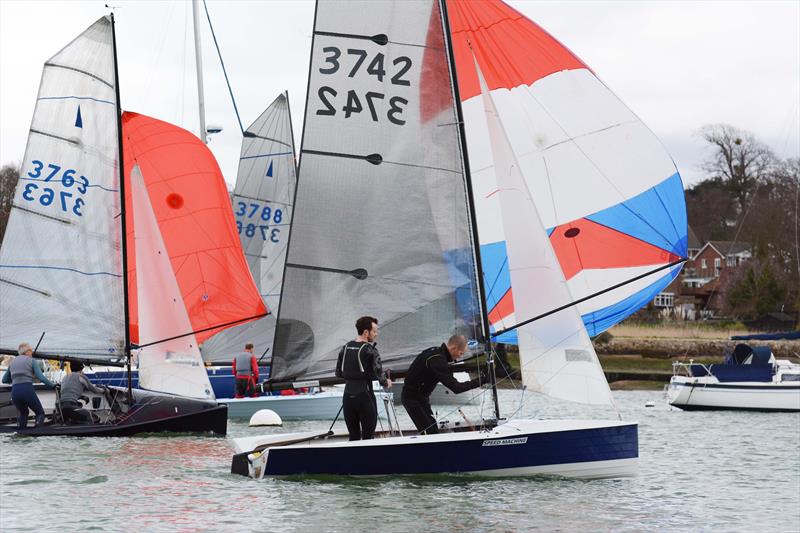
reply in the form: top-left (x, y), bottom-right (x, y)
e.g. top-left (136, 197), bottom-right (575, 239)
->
top-left (701, 258), bottom-right (707, 269)
top-left (726, 256), bottom-right (736, 267)
top-left (654, 292), bottom-right (674, 307)
top-left (714, 258), bottom-right (721, 268)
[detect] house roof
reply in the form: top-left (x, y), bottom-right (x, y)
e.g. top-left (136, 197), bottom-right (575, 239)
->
top-left (701, 240), bottom-right (752, 257)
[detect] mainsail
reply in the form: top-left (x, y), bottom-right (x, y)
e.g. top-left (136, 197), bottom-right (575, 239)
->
top-left (270, 0), bottom-right (483, 382)
top-left (201, 93), bottom-right (297, 363)
top-left (0, 17), bottom-right (125, 358)
top-left (446, 0), bottom-right (686, 404)
top-left (448, 0), bottom-right (687, 342)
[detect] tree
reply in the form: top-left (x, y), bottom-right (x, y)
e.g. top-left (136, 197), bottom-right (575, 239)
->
top-left (698, 124), bottom-right (776, 214)
top-left (0, 163), bottom-right (20, 244)
top-left (721, 258), bottom-right (788, 320)
top-left (685, 177), bottom-right (736, 241)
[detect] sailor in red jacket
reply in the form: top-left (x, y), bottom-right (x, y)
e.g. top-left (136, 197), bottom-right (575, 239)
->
top-left (232, 343), bottom-right (260, 398)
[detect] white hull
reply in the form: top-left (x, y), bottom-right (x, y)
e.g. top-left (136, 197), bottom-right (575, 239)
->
top-left (221, 390), bottom-right (391, 420)
top-left (668, 376), bottom-right (800, 411)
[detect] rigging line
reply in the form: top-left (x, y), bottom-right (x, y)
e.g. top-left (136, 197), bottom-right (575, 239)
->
top-left (133, 312), bottom-right (269, 349)
top-left (679, 177), bottom-right (766, 361)
top-left (492, 257), bottom-right (688, 337)
top-left (201, 0), bottom-right (244, 135)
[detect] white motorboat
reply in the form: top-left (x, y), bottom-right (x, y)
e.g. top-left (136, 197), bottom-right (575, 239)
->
top-left (668, 344), bottom-right (800, 412)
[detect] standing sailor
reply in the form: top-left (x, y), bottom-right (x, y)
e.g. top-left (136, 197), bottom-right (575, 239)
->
top-left (232, 343), bottom-right (260, 398)
top-left (335, 316), bottom-right (392, 441)
top-left (1, 342), bottom-right (55, 428)
top-left (401, 335), bottom-right (484, 435)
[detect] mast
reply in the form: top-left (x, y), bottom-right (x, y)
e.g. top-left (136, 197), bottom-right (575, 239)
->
top-left (191, 0), bottom-right (208, 143)
top-left (438, 0), bottom-right (500, 420)
top-left (110, 12), bottom-right (133, 403)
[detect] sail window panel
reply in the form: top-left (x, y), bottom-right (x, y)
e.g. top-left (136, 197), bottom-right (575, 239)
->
top-left (274, 155), bottom-right (479, 380)
top-left (0, 17), bottom-right (125, 357)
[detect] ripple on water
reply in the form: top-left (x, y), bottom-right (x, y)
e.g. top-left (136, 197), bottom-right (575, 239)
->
top-left (0, 390), bottom-right (798, 532)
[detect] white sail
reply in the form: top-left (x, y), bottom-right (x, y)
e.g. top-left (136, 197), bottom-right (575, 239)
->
top-left (475, 59), bottom-right (613, 406)
top-left (0, 17), bottom-right (125, 357)
top-left (131, 165), bottom-right (214, 400)
top-left (200, 93), bottom-right (296, 363)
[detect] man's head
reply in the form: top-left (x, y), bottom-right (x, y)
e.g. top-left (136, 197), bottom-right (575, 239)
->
top-left (445, 334), bottom-right (468, 361)
top-left (71, 361), bottom-right (85, 373)
top-left (244, 343), bottom-right (254, 353)
top-left (355, 316), bottom-right (379, 343)
top-left (18, 343), bottom-right (33, 356)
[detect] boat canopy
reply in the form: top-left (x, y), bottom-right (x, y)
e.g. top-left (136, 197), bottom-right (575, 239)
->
top-left (728, 344), bottom-right (775, 366)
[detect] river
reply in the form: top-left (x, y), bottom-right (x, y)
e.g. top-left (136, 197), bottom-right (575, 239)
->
top-left (1, 390), bottom-right (798, 532)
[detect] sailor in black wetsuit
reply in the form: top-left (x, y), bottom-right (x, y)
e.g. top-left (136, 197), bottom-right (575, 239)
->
top-left (401, 334), bottom-right (482, 435)
top-left (335, 316), bottom-right (392, 441)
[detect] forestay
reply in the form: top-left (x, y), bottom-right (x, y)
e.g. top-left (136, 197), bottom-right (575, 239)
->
top-left (201, 94), bottom-right (297, 363)
top-left (447, 0), bottom-right (687, 342)
top-left (0, 17), bottom-right (125, 358)
top-left (271, 0), bottom-right (482, 382)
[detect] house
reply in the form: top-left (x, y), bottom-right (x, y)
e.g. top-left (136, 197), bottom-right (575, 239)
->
top-left (647, 234), bottom-right (752, 320)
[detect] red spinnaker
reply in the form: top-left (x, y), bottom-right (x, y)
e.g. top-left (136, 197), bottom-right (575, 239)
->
top-left (122, 112), bottom-right (267, 345)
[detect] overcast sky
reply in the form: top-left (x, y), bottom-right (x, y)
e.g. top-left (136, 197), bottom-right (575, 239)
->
top-left (1, 0), bottom-right (798, 189)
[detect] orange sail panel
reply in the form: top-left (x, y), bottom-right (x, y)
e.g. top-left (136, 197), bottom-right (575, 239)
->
top-left (122, 112), bottom-right (266, 345)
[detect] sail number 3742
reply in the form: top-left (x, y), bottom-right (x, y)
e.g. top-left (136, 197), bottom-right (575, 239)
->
top-left (21, 160), bottom-right (89, 217)
top-left (316, 46), bottom-right (412, 126)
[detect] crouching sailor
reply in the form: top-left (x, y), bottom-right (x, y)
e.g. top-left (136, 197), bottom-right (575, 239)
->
top-left (58, 361), bottom-right (106, 424)
top-left (1, 342), bottom-right (55, 428)
top-left (401, 334), bottom-right (484, 435)
top-left (335, 316), bottom-right (392, 441)
top-left (233, 343), bottom-right (260, 398)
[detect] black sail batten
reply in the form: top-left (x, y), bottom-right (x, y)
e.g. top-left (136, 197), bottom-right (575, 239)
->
top-left (110, 13), bottom-right (132, 402)
top-left (315, 30), bottom-right (389, 45)
top-left (269, 0), bottom-right (483, 383)
top-left (438, 0), bottom-right (499, 419)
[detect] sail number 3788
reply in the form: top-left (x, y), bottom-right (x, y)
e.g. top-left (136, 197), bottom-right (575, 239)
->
top-left (316, 46), bottom-right (412, 126)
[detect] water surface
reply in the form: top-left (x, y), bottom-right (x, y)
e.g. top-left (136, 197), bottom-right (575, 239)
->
top-left (1, 390), bottom-right (798, 532)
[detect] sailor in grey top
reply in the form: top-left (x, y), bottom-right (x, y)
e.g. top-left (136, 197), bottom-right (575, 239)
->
top-left (1, 342), bottom-right (55, 428)
top-left (57, 361), bottom-right (106, 424)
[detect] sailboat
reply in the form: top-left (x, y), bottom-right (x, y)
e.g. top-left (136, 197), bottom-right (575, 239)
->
top-left (230, 0), bottom-right (687, 479)
top-left (0, 15), bottom-right (264, 436)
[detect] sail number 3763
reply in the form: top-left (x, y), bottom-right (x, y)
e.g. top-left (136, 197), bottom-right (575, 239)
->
top-left (316, 46), bottom-right (412, 126)
top-left (21, 160), bottom-right (89, 216)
